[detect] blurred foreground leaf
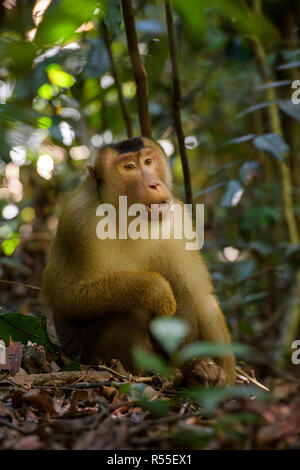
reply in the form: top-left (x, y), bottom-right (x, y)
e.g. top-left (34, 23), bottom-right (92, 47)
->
top-left (178, 342), bottom-right (252, 364)
top-left (185, 384), bottom-right (268, 414)
top-left (132, 346), bottom-right (171, 375)
top-left (150, 317), bottom-right (189, 354)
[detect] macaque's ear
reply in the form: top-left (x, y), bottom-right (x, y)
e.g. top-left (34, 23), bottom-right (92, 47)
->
top-left (87, 164), bottom-right (97, 183)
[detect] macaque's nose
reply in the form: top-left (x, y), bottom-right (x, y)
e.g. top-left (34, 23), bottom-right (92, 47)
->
top-left (147, 180), bottom-right (171, 203)
top-left (149, 182), bottom-right (160, 190)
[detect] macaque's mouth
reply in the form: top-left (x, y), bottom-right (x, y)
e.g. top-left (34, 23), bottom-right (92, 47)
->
top-left (146, 200), bottom-right (173, 215)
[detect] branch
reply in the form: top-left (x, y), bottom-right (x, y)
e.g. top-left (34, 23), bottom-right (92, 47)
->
top-left (164, 0), bottom-right (193, 205)
top-left (102, 22), bottom-right (133, 138)
top-left (0, 279), bottom-right (40, 290)
top-left (121, 0), bottom-right (151, 137)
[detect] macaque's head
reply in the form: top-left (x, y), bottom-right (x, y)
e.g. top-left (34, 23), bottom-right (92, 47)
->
top-left (87, 137), bottom-right (173, 212)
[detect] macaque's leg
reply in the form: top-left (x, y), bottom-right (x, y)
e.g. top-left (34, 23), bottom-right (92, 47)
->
top-left (53, 316), bottom-right (84, 358)
top-left (177, 293), bottom-right (236, 385)
top-left (82, 310), bottom-right (155, 372)
top-left (45, 271), bottom-right (176, 322)
top-left (197, 294), bottom-right (236, 383)
top-left (54, 309), bottom-right (155, 372)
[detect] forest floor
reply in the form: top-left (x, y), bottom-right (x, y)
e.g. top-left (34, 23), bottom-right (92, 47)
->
top-left (1, 339), bottom-right (300, 450)
top-left (1, 280), bottom-right (300, 450)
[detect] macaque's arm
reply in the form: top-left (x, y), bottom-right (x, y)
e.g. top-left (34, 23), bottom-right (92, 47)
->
top-left (52, 271), bottom-right (176, 322)
top-left (195, 294), bottom-right (236, 384)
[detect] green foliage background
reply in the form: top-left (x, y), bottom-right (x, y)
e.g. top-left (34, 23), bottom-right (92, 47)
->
top-left (0, 0), bottom-right (300, 370)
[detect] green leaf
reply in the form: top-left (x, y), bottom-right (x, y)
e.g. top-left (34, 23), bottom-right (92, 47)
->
top-left (132, 346), bottom-right (171, 375)
top-left (172, 0), bottom-right (278, 45)
top-left (172, 0), bottom-right (207, 42)
top-left (38, 83), bottom-right (53, 100)
top-left (135, 397), bottom-right (171, 417)
top-left (253, 133), bottom-right (289, 162)
top-left (47, 64), bottom-right (75, 88)
top-left (185, 384), bottom-right (268, 414)
top-left (170, 422), bottom-right (214, 448)
top-left (1, 235), bottom-right (20, 256)
top-left (0, 313), bottom-right (55, 354)
top-left (84, 38), bottom-right (110, 78)
top-left (59, 357), bottom-right (81, 371)
top-left (243, 292), bottom-right (267, 304)
top-left (118, 382), bottom-right (133, 394)
top-left (194, 181), bottom-right (226, 199)
top-left (178, 341), bottom-right (252, 364)
top-left (103, 0), bottom-right (122, 39)
top-left (225, 134), bottom-right (255, 145)
top-left (221, 180), bottom-right (244, 208)
top-left (127, 383), bottom-right (171, 416)
top-left (277, 61), bottom-right (300, 71)
top-left (254, 80), bottom-right (291, 90)
top-left (150, 317), bottom-right (189, 354)
top-left (278, 99), bottom-right (300, 123)
top-left (239, 161), bottom-right (262, 185)
top-left (236, 102), bottom-right (271, 119)
top-left (0, 39), bottom-right (36, 76)
top-left (38, 116), bottom-right (53, 129)
top-left (35, 0), bottom-right (99, 46)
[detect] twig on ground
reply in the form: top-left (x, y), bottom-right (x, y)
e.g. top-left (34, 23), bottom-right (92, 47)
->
top-left (236, 366), bottom-right (270, 392)
top-left (0, 417), bottom-right (30, 434)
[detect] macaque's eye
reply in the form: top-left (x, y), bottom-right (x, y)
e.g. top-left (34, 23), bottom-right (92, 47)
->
top-left (124, 162), bottom-right (135, 170)
top-left (144, 158), bottom-right (152, 165)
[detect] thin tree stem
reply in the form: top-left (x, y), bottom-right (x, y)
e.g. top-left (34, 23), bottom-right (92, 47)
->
top-left (102, 22), bottom-right (133, 138)
top-left (164, 0), bottom-right (193, 205)
top-left (121, 0), bottom-right (151, 137)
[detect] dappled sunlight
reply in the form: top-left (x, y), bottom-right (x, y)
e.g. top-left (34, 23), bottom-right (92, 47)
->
top-left (70, 145), bottom-right (90, 160)
top-left (9, 147), bottom-right (26, 166)
top-left (59, 121), bottom-right (75, 146)
top-left (158, 139), bottom-right (175, 157)
top-left (2, 203), bottom-right (19, 220)
top-left (91, 134), bottom-right (104, 148)
top-left (36, 154), bottom-right (54, 180)
top-left (185, 135), bottom-right (198, 149)
top-left (100, 74), bottom-right (115, 89)
top-left (223, 246), bottom-right (240, 263)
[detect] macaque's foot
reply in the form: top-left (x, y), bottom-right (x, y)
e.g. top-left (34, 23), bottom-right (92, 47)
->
top-left (182, 358), bottom-right (226, 387)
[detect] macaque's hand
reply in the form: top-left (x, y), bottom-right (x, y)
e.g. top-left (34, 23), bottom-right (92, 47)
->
top-left (150, 273), bottom-right (177, 317)
top-left (182, 358), bottom-right (226, 387)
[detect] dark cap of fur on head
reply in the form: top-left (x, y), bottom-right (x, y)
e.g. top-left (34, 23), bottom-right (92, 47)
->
top-left (108, 137), bottom-right (144, 154)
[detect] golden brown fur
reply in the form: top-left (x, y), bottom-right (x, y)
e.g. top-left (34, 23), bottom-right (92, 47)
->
top-left (42, 137), bottom-right (236, 384)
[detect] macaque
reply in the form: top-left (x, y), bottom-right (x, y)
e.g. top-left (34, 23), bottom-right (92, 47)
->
top-left (42, 137), bottom-right (236, 385)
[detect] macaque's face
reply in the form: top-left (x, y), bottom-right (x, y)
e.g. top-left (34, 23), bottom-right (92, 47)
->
top-left (95, 146), bottom-right (172, 214)
top-left (113, 148), bottom-right (171, 208)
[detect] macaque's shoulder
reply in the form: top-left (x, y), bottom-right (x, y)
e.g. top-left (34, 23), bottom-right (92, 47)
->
top-left (54, 179), bottom-right (99, 250)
